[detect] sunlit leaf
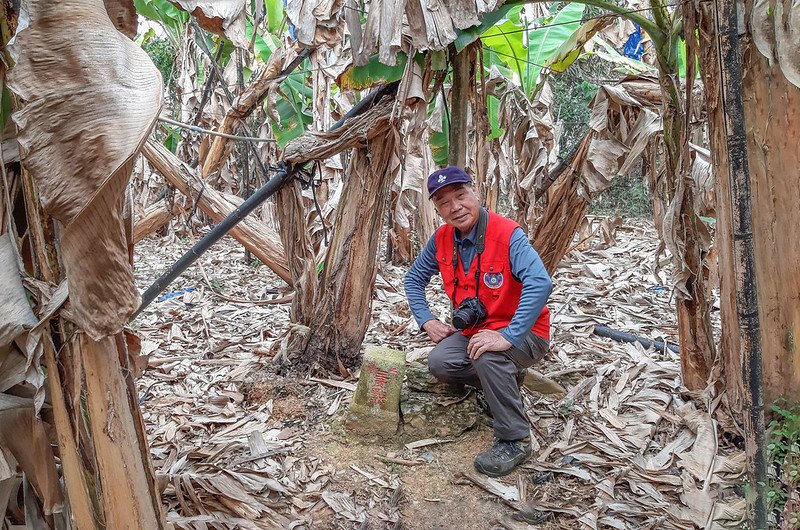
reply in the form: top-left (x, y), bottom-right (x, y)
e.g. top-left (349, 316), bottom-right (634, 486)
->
top-left (337, 52), bottom-right (408, 90)
top-left (525, 3), bottom-right (586, 91)
top-left (674, 37), bottom-right (699, 78)
top-left (264, 0), bottom-right (284, 33)
top-left (545, 17), bottom-right (611, 73)
top-left (454, 4), bottom-right (520, 51)
top-left (481, 16), bottom-right (526, 82)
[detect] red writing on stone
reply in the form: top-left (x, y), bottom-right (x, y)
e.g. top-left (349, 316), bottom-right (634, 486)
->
top-left (366, 365), bottom-right (399, 406)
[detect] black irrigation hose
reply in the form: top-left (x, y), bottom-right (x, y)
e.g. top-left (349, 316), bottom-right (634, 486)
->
top-left (592, 324), bottom-right (680, 354)
top-left (131, 166), bottom-right (294, 321)
top-left (131, 80), bottom-right (402, 320)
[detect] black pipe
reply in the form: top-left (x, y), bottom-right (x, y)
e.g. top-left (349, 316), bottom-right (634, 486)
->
top-left (329, 80), bottom-right (400, 131)
top-left (131, 167), bottom-right (293, 320)
top-left (592, 325), bottom-right (680, 354)
top-left (132, 81), bottom-right (401, 320)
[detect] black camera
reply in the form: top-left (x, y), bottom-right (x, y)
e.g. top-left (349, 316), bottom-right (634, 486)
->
top-left (452, 297), bottom-right (487, 330)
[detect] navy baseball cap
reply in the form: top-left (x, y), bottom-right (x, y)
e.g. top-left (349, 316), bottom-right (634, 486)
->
top-left (427, 166), bottom-right (472, 199)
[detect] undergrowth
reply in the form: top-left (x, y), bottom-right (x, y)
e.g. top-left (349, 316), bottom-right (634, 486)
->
top-left (142, 36), bottom-right (177, 88)
top-left (588, 175), bottom-right (653, 218)
top-left (767, 401), bottom-right (800, 527)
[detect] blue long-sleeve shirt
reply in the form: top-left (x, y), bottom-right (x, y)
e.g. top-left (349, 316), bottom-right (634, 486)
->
top-left (404, 219), bottom-right (553, 348)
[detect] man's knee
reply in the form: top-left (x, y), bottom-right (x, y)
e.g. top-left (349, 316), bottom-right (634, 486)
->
top-left (426, 334), bottom-right (467, 380)
top-left (427, 344), bottom-right (456, 380)
top-left (472, 350), bottom-right (514, 377)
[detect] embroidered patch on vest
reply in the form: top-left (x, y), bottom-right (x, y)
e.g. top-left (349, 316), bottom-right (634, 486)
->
top-left (483, 272), bottom-right (504, 289)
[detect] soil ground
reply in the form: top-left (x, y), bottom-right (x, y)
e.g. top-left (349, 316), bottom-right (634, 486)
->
top-left (132, 218), bottom-right (743, 530)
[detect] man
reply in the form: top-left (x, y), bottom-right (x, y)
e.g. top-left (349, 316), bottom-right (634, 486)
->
top-left (404, 166), bottom-right (552, 477)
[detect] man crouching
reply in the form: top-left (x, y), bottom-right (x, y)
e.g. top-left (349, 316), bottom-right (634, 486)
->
top-left (403, 166), bottom-right (553, 477)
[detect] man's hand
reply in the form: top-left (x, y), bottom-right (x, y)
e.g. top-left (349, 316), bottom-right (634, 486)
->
top-left (422, 320), bottom-right (457, 343)
top-left (467, 329), bottom-right (512, 360)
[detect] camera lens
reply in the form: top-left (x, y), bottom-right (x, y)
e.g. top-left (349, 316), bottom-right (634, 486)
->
top-left (452, 309), bottom-right (474, 330)
top-left (452, 297), bottom-right (487, 330)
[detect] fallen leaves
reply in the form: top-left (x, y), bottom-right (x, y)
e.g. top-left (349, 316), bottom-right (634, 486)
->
top-left (132, 216), bottom-right (743, 529)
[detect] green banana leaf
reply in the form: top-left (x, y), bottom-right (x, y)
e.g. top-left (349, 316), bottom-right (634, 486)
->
top-left (269, 90), bottom-right (312, 148)
top-left (246, 23), bottom-right (280, 63)
top-left (674, 36), bottom-right (700, 78)
top-left (487, 94), bottom-right (502, 141)
top-left (525, 3), bottom-right (585, 92)
top-left (429, 129), bottom-right (449, 167)
top-left (544, 17), bottom-right (611, 74)
top-left (284, 70), bottom-right (313, 99)
top-left (428, 94), bottom-right (449, 167)
top-left (454, 3), bottom-right (521, 51)
top-left (0, 84), bottom-right (11, 131)
top-left (134, 0), bottom-right (188, 43)
top-left (264, 0), bottom-right (285, 33)
top-left (480, 12), bottom-right (526, 82)
top-left (268, 67), bottom-right (313, 148)
top-left (336, 52), bottom-right (411, 90)
top-left (481, 55), bottom-right (515, 140)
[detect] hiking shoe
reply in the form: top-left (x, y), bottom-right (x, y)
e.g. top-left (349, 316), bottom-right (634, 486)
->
top-left (474, 438), bottom-right (532, 477)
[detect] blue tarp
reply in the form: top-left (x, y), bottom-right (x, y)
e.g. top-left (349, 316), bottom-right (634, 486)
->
top-left (623, 24), bottom-right (644, 60)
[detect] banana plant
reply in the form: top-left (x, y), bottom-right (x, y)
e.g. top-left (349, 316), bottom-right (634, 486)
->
top-left (134, 0), bottom-right (314, 149)
top-left (134, 0), bottom-right (188, 46)
top-left (270, 70), bottom-right (313, 147)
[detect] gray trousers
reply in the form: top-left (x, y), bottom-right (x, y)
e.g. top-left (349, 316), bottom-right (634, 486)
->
top-left (427, 330), bottom-right (549, 440)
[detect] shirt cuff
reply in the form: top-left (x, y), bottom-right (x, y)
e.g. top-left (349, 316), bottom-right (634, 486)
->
top-left (500, 329), bottom-right (524, 349)
top-left (415, 312), bottom-right (437, 331)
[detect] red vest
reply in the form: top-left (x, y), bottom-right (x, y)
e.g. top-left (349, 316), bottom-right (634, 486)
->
top-left (434, 211), bottom-right (550, 340)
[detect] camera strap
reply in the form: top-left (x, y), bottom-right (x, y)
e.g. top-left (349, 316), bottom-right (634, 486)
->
top-left (450, 208), bottom-right (488, 306)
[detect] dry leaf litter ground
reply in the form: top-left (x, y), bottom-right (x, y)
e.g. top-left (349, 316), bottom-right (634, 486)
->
top-left (132, 217), bottom-right (746, 530)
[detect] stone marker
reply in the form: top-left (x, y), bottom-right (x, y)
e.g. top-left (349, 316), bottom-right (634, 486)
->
top-left (344, 345), bottom-right (406, 440)
top-left (405, 361), bottom-right (465, 394)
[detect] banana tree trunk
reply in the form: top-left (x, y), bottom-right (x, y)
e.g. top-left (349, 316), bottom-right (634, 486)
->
top-left (21, 168), bottom-right (166, 529)
top-left (133, 200), bottom-right (180, 244)
top-left (289, 133), bottom-right (398, 372)
top-left (388, 195), bottom-right (414, 265)
top-left (656, 83), bottom-right (716, 390)
top-left (649, 0), bottom-right (717, 390)
top-left (699, 0), bottom-right (800, 408)
top-left (448, 44), bottom-right (472, 168)
top-left (275, 179), bottom-right (317, 342)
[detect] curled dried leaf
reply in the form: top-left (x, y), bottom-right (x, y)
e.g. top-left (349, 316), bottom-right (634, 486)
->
top-left (171, 0), bottom-right (249, 49)
top-left (8, 0), bottom-right (163, 339)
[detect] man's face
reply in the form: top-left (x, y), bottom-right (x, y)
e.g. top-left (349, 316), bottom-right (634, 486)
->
top-left (432, 183), bottom-right (481, 233)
